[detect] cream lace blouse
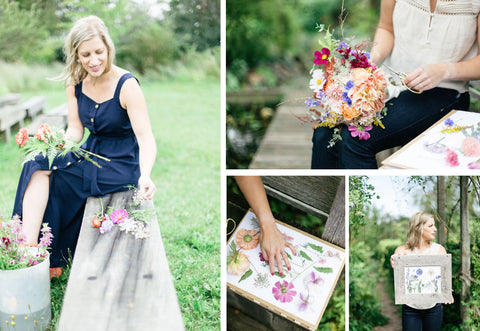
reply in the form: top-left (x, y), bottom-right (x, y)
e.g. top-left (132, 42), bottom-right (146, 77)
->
top-left (383, 0), bottom-right (480, 93)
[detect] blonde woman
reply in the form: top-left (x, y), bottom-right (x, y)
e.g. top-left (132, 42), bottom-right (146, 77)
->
top-left (391, 211), bottom-right (451, 331)
top-left (13, 16), bottom-right (156, 277)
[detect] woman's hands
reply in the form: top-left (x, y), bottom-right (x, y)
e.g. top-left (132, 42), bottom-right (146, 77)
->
top-left (403, 63), bottom-right (455, 91)
top-left (259, 219), bottom-right (297, 276)
top-left (137, 175), bottom-right (156, 200)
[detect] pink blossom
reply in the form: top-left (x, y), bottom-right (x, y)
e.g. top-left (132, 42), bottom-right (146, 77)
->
top-left (461, 137), bottom-right (480, 157)
top-left (445, 149), bottom-right (459, 167)
top-left (272, 281), bottom-right (296, 303)
top-left (110, 209), bottom-right (129, 224)
top-left (314, 48), bottom-right (330, 66)
top-left (468, 160), bottom-right (480, 169)
top-left (348, 126), bottom-right (372, 140)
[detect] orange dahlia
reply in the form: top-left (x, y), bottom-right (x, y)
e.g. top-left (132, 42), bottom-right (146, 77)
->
top-left (15, 128), bottom-right (29, 147)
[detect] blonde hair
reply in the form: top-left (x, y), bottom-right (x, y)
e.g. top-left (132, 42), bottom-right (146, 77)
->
top-left (57, 16), bottom-right (115, 86)
top-left (406, 211), bottom-right (435, 250)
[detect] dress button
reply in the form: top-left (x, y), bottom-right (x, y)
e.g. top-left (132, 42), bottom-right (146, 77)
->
top-left (95, 104), bottom-right (99, 109)
top-left (90, 117), bottom-right (94, 122)
top-left (67, 162), bottom-right (71, 166)
top-left (53, 166), bottom-right (58, 170)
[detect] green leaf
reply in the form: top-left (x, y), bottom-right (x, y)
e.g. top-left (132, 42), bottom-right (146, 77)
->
top-left (308, 243), bottom-right (324, 253)
top-left (229, 241), bottom-right (237, 251)
top-left (274, 271), bottom-right (286, 278)
top-left (300, 250), bottom-right (312, 261)
top-left (314, 266), bottom-right (333, 274)
top-left (286, 252), bottom-right (292, 260)
top-left (238, 269), bottom-right (252, 283)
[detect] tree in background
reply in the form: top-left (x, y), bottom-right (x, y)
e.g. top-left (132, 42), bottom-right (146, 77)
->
top-left (169, 0), bottom-right (220, 51)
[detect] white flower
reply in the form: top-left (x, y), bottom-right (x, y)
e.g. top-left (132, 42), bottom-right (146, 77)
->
top-left (309, 69), bottom-right (326, 92)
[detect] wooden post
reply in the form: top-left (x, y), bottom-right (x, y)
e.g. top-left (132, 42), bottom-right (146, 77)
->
top-left (460, 176), bottom-right (470, 322)
top-left (437, 176), bottom-right (446, 244)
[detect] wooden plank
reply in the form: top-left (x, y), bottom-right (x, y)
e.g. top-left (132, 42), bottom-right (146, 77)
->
top-left (321, 177), bottom-right (345, 248)
top-left (20, 96), bottom-right (47, 118)
top-left (0, 93), bottom-right (21, 107)
top-left (58, 190), bottom-right (184, 331)
top-left (0, 104), bottom-right (26, 143)
top-left (261, 176), bottom-right (341, 220)
top-left (26, 103), bottom-right (68, 133)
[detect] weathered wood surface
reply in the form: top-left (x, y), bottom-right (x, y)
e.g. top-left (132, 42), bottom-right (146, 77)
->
top-left (249, 87), bottom-right (313, 169)
top-left (321, 177), bottom-right (345, 248)
top-left (261, 176), bottom-right (341, 221)
top-left (227, 89), bottom-right (284, 107)
top-left (0, 93), bottom-right (21, 108)
top-left (0, 104), bottom-right (26, 143)
top-left (26, 103), bottom-right (68, 133)
top-left (58, 190), bottom-right (184, 331)
top-left (20, 96), bottom-right (46, 118)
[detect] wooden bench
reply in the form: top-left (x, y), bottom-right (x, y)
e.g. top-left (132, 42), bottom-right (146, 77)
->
top-left (0, 104), bottom-right (26, 143)
top-left (227, 176), bottom-right (345, 330)
top-left (58, 190), bottom-right (185, 330)
top-left (0, 93), bottom-right (21, 108)
top-left (26, 103), bottom-right (68, 134)
top-left (20, 96), bottom-right (47, 119)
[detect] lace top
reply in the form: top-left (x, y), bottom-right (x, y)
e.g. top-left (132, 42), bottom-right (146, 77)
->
top-left (384, 0), bottom-right (480, 93)
top-left (404, 242), bottom-right (443, 310)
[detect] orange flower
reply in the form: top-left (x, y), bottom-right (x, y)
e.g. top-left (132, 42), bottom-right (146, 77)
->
top-left (341, 103), bottom-right (360, 120)
top-left (236, 229), bottom-right (259, 250)
top-left (15, 128), bottom-right (29, 147)
top-left (35, 123), bottom-right (52, 143)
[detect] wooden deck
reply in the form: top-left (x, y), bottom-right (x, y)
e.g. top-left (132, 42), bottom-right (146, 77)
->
top-left (249, 87), bottom-right (312, 169)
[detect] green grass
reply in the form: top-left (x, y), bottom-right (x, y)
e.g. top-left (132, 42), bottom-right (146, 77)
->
top-left (0, 78), bottom-right (220, 330)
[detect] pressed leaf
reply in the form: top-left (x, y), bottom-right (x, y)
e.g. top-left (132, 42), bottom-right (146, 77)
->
top-left (239, 269), bottom-right (252, 283)
top-left (274, 271), bottom-right (286, 278)
top-left (300, 250), bottom-right (312, 261)
top-left (308, 243), bottom-right (324, 253)
top-left (314, 266), bottom-right (333, 274)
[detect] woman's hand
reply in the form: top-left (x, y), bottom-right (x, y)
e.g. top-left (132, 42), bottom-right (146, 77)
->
top-left (259, 220), bottom-right (297, 276)
top-left (403, 63), bottom-right (454, 91)
top-left (137, 175), bottom-right (156, 200)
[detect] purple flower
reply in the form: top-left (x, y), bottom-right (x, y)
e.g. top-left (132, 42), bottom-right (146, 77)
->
top-left (38, 223), bottom-right (53, 248)
top-left (259, 252), bottom-right (268, 264)
top-left (416, 268), bottom-right (423, 276)
top-left (99, 219), bottom-right (114, 234)
top-left (468, 160), bottom-right (480, 169)
top-left (299, 292), bottom-right (314, 312)
top-left (342, 92), bottom-right (352, 106)
top-left (444, 118), bottom-right (454, 127)
top-left (272, 280), bottom-right (296, 303)
top-left (314, 91), bottom-right (326, 101)
top-left (345, 80), bottom-right (354, 90)
top-left (424, 141), bottom-right (446, 154)
top-left (348, 125), bottom-right (373, 140)
top-left (314, 48), bottom-right (330, 65)
top-left (337, 41), bottom-right (348, 49)
top-left (305, 97), bottom-right (321, 107)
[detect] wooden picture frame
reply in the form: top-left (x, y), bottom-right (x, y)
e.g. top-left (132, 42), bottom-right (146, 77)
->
top-left (393, 254), bottom-right (453, 305)
top-left (226, 210), bottom-right (345, 331)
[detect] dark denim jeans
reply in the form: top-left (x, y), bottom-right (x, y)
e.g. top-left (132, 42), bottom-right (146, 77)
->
top-left (402, 304), bottom-right (443, 331)
top-left (311, 88), bottom-right (470, 169)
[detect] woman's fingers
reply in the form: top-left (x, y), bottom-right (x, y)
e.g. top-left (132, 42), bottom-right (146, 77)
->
top-left (286, 242), bottom-right (297, 256)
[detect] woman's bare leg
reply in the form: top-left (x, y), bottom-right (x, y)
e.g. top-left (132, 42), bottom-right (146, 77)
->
top-left (22, 170), bottom-right (51, 245)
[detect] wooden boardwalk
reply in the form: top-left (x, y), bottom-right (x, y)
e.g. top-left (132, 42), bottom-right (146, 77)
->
top-left (249, 86), bottom-right (313, 169)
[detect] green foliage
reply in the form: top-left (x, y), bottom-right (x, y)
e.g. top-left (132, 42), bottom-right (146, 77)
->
top-left (349, 241), bottom-right (388, 330)
top-left (226, 0), bottom-right (302, 68)
top-left (168, 0), bottom-right (220, 51)
top-left (349, 176), bottom-right (379, 236)
top-left (318, 276), bottom-right (345, 331)
top-left (0, 0), bottom-right (47, 62)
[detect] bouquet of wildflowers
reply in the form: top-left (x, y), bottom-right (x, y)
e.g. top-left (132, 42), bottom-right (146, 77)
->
top-left (305, 25), bottom-right (388, 146)
top-left (0, 215), bottom-right (52, 270)
top-left (16, 124), bottom-right (109, 169)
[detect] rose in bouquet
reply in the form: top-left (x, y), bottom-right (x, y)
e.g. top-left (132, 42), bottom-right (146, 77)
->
top-left (0, 215), bottom-right (52, 270)
top-left (305, 25), bottom-right (388, 146)
top-left (16, 124), bottom-right (109, 169)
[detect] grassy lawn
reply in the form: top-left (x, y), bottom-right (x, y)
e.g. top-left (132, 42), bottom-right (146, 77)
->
top-left (0, 77), bottom-right (220, 330)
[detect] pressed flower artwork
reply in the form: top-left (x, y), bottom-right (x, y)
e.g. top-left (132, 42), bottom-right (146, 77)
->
top-left (405, 266), bottom-right (442, 294)
top-left (382, 110), bottom-right (480, 169)
top-left (226, 211), bottom-right (345, 330)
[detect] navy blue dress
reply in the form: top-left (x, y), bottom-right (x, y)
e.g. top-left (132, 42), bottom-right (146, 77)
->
top-left (13, 73), bottom-right (140, 267)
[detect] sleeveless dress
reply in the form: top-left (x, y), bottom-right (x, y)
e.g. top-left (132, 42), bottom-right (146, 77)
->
top-left (13, 73), bottom-right (140, 267)
top-left (404, 242), bottom-right (442, 310)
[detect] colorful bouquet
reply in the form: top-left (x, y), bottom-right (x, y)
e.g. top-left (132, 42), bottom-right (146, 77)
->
top-left (0, 215), bottom-right (52, 270)
top-left (15, 124), bottom-right (109, 169)
top-left (305, 25), bottom-right (388, 146)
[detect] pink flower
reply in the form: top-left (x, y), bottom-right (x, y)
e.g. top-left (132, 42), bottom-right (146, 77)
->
top-left (15, 128), bottom-right (29, 147)
top-left (348, 125), bottom-right (373, 140)
top-left (468, 160), bottom-right (480, 169)
top-left (110, 209), bottom-right (129, 224)
top-left (298, 292), bottom-right (314, 312)
top-left (445, 149), bottom-right (459, 167)
top-left (314, 48), bottom-right (330, 65)
top-left (461, 137), bottom-right (480, 157)
top-left (272, 280), bottom-right (296, 303)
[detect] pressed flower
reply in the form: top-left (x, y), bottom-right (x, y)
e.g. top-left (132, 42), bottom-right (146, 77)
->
top-left (298, 291), bottom-right (315, 312)
top-left (445, 149), bottom-right (459, 167)
top-left (15, 128), bottom-right (29, 147)
top-left (314, 48), bottom-right (330, 66)
top-left (461, 137), bottom-right (480, 157)
top-left (468, 160), bottom-right (480, 169)
top-left (259, 252), bottom-right (268, 263)
top-left (304, 271), bottom-right (324, 294)
top-left (235, 228), bottom-right (259, 250)
top-left (110, 209), bottom-right (129, 224)
top-left (227, 250), bottom-right (250, 275)
top-left (416, 269), bottom-right (423, 276)
top-left (272, 280), bottom-right (297, 303)
top-left (444, 118), bottom-right (454, 127)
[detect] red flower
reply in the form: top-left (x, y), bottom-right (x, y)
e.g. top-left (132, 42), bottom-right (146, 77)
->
top-left (314, 48), bottom-right (330, 65)
top-left (445, 149), bottom-right (459, 167)
top-left (15, 128), bottom-right (29, 147)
